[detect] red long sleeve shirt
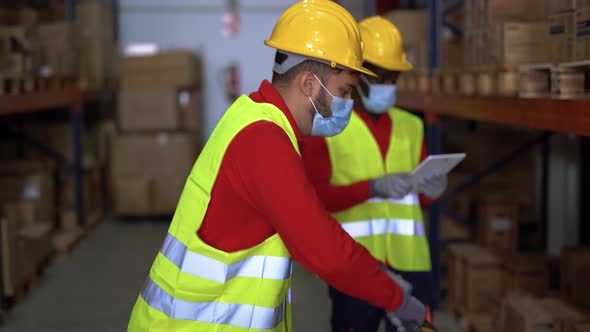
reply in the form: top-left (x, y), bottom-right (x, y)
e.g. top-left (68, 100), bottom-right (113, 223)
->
top-left (300, 110), bottom-right (434, 213)
top-left (197, 80), bottom-right (402, 312)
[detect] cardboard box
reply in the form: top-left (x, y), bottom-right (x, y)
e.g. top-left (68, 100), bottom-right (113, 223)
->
top-left (110, 133), bottom-right (199, 215)
top-left (442, 37), bottom-right (464, 68)
top-left (37, 21), bottom-right (77, 77)
top-left (478, 198), bottom-right (519, 252)
top-left (1, 217), bottom-right (37, 297)
top-left (383, 10), bottom-right (428, 44)
top-left (465, 0), bottom-right (549, 34)
top-left (575, 7), bottom-right (590, 60)
top-left (550, 11), bottom-right (576, 62)
top-left (121, 51), bottom-right (202, 89)
top-left (489, 22), bottom-right (551, 64)
top-left (561, 246), bottom-right (590, 308)
top-left (550, 0), bottom-right (575, 13)
top-left (110, 177), bottom-right (152, 215)
top-left (18, 223), bottom-right (53, 265)
top-left (447, 243), bottom-right (481, 310)
top-left (79, 37), bottom-right (117, 89)
top-left (499, 293), bottom-right (588, 332)
top-left (461, 247), bottom-right (503, 312)
top-left (502, 253), bottom-right (550, 296)
top-left (0, 160), bottom-right (56, 223)
top-left (118, 88), bottom-right (202, 132)
top-left (76, 1), bottom-right (114, 41)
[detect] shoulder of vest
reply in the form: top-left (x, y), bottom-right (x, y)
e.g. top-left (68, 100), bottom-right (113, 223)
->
top-left (389, 107), bottom-right (424, 128)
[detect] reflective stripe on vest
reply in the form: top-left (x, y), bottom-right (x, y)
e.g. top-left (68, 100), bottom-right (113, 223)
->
top-left (366, 195), bottom-right (419, 206)
top-left (141, 278), bottom-right (289, 330)
top-left (341, 218), bottom-right (425, 238)
top-left (161, 233), bottom-right (292, 282)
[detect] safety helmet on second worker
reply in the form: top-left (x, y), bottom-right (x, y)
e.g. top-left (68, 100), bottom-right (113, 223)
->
top-left (264, 0), bottom-right (376, 77)
top-left (358, 16), bottom-right (413, 72)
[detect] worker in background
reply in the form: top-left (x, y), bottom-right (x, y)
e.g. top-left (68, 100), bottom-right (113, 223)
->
top-left (126, 2), bottom-right (427, 331)
top-left (300, 16), bottom-right (447, 332)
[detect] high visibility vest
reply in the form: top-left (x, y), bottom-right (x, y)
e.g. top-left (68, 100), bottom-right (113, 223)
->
top-left (325, 108), bottom-right (431, 272)
top-left (127, 95), bottom-right (299, 332)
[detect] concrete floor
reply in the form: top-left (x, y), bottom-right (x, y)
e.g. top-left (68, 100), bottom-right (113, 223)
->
top-left (1, 219), bottom-right (460, 331)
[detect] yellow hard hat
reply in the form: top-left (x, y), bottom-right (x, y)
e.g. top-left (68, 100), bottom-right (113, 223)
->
top-left (265, 0), bottom-right (376, 77)
top-left (359, 16), bottom-right (413, 71)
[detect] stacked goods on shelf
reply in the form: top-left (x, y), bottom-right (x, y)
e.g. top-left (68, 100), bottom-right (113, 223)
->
top-left (0, 160), bottom-right (55, 299)
top-left (441, 122), bottom-right (542, 251)
top-left (446, 243), bottom-right (590, 331)
top-left (76, 0), bottom-right (118, 89)
top-left (110, 50), bottom-right (203, 216)
top-left (0, 13), bottom-right (36, 94)
top-left (22, 121), bottom-right (108, 250)
top-left (382, 10), bottom-right (429, 92)
top-left (0, 1), bottom-right (117, 94)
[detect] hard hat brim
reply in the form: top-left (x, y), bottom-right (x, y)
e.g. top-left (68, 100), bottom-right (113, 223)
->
top-left (265, 40), bottom-right (377, 77)
top-left (365, 57), bottom-right (414, 72)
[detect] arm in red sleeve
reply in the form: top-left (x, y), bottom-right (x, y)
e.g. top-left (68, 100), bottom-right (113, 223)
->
top-left (229, 123), bottom-right (403, 312)
top-left (300, 136), bottom-right (372, 213)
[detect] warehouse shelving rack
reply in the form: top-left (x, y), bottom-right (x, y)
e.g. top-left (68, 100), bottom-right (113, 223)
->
top-left (402, 0), bottom-right (590, 309)
top-left (0, 0), bottom-right (115, 318)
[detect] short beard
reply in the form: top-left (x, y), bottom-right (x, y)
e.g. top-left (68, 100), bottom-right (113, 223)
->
top-left (313, 87), bottom-right (330, 117)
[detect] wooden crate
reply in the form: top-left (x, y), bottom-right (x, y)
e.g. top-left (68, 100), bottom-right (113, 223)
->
top-left (478, 198), bottom-right (519, 252)
top-left (501, 253), bottom-right (550, 297)
top-left (561, 246), bottom-right (590, 309)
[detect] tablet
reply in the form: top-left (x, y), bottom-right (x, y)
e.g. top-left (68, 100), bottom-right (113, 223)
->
top-left (410, 153), bottom-right (466, 189)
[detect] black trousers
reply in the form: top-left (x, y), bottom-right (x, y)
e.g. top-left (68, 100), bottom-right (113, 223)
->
top-left (328, 266), bottom-right (432, 332)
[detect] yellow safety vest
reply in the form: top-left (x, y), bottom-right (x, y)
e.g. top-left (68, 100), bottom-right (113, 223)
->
top-left (325, 108), bottom-right (431, 272)
top-left (128, 95), bottom-right (299, 332)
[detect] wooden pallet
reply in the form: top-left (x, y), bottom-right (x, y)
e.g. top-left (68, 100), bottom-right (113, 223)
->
top-left (5, 254), bottom-right (52, 307)
top-left (553, 60), bottom-right (590, 99)
top-left (397, 69), bottom-right (429, 93)
top-left (0, 75), bottom-right (77, 96)
top-left (518, 63), bottom-right (555, 99)
top-left (433, 68), bottom-right (461, 95)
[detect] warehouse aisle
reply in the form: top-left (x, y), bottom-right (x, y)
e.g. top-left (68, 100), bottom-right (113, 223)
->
top-left (1, 219), bottom-right (458, 332)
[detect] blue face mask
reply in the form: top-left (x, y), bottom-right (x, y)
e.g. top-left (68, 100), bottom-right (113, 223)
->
top-left (308, 74), bottom-right (354, 137)
top-left (357, 75), bottom-right (396, 114)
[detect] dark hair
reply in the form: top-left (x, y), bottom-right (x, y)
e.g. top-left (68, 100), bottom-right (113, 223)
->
top-left (271, 51), bottom-right (341, 88)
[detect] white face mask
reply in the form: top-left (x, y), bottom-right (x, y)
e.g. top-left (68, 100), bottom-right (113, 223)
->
top-left (356, 75), bottom-right (396, 114)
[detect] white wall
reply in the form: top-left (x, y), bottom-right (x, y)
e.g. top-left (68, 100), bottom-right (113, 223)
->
top-left (118, 0), bottom-right (298, 137)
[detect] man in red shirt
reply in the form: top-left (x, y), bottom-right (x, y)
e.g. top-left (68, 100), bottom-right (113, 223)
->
top-left (300, 17), bottom-right (447, 332)
top-left (127, 2), bottom-right (426, 331)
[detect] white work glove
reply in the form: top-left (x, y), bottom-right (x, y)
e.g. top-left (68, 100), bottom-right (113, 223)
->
top-left (417, 174), bottom-right (447, 199)
top-left (384, 268), bottom-right (426, 327)
top-left (370, 173), bottom-right (412, 199)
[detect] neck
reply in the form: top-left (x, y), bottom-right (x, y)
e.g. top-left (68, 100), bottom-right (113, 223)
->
top-left (273, 83), bottom-right (312, 136)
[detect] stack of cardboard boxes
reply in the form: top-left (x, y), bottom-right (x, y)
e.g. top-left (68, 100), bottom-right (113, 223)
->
top-left (0, 1), bottom-right (116, 92)
top-left (110, 50), bottom-right (203, 216)
top-left (548, 0), bottom-right (590, 62)
top-left (446, 243), bottom-right (590, 332)
top-left (0, 160), bottom-right (55, 298)
top-left (461, 0), bottom-right (551, 66)
top-left (437, 0), bottom-right (590, 68)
